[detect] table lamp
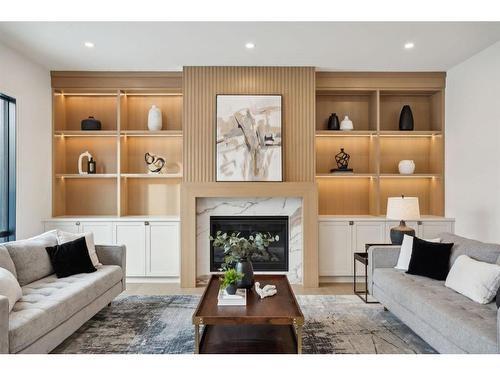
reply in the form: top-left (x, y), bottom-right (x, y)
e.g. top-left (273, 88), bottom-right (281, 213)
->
top-left (386, 195), bottom-right (420, 245)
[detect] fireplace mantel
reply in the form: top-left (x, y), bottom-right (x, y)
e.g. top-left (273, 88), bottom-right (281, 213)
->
top-left (180, 182), bottom-right (318, 287)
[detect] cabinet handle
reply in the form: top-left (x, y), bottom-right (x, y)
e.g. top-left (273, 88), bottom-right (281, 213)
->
top-left (145, 221), bottom-right (150, 226)
top-left (349, 221), bottom-right (354, 226)
top-left (417, 221), bottom-right (423, 225)
top-left (76, 222), bottom-right (80, 226)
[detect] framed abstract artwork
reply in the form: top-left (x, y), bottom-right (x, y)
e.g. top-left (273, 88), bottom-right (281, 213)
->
top-left (215, 94), bottom-right (283, 181)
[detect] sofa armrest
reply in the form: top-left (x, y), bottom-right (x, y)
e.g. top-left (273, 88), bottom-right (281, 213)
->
top-left (0, 295), bottom-right (9, 353)
top-left (96, 245), bottom-right (126, 291)
top-left (497, 308), bottom-right (500, 354)
top-left (367, 245), bottom-right (401, 294)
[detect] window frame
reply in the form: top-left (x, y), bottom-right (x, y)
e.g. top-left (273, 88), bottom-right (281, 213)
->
top-left (0, 93), bottom-right (16, 243)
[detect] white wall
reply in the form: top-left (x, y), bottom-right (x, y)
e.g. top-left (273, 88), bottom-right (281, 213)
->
top-left (446, 41), bottom-right (500, 243)
top-left (0, 42), bottom-right (51, 239)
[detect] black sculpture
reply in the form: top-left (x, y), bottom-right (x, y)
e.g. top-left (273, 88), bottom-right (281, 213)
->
top-left (399, 105), bottom-right (414, 131)
top-left (330, 148), bottom-right (353, 173)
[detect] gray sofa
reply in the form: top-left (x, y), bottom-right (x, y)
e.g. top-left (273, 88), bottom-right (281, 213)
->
top-left (0, 234), bottom-right (126, 354)
top-left (368, 232), bottom-right (500, 354)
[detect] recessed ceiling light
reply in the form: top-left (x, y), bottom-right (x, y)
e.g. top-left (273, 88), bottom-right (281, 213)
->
top-left (245, 42), bottom-right (255, 49)
top-left (84, 41), bottom-right (95, 48)
top-left (404, 42), bottom-right (415, 49)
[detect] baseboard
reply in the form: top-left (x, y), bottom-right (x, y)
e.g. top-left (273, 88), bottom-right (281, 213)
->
top-left (126, 277), bottom-right (181, 284)
top-left (320, 276), bottom-right (365, 283)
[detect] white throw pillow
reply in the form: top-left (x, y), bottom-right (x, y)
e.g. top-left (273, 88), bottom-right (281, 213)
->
top-left (395, 235), bottom-right (441, 271)
top-left (0, 267), bottom-right (22, 312)
top-left (445, 255), bottom-right (500, 304)
top-left (56, 231), bottom-right (101, 267)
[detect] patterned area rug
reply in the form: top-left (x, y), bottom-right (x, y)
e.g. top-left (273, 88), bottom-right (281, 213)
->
top-left (52, 294), bottom-right (436, 354)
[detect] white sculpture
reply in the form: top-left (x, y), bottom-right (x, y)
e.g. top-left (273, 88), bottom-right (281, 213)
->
top-left (254, 282), bottom-right (277, 299)
top-left (148, 105), bottom-right (162, 131)
top-left (78, 151), bottom-right (93, 174)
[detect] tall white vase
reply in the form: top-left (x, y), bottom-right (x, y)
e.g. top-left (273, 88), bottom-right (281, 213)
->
top-left (148, 105), bottom-right (162, 131)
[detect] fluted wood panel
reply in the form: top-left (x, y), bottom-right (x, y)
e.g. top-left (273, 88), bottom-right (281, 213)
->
top-left (183, 67), bottom-right (316, 182)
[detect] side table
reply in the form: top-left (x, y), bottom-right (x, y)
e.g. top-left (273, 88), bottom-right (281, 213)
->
top-left (353, 243), bottom-right (391, 304)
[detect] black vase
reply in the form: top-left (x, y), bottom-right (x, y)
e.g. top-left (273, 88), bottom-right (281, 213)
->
top-left (399, 105), bottom-right (414, 131)
top-left (327, 113), bottom-right (340, 130)
top-left (235, 259), bottom-right (254, 289)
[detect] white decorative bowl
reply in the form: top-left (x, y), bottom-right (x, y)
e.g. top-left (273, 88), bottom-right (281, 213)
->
top-left (398, 160), bottom-right (415, 175)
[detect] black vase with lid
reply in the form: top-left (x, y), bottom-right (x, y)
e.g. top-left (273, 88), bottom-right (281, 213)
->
top-left (235, 258), bottom-right (254, 289)
top-left (327, 113), bottom-right (340, 130)
top-left (399, 105), bottom-right (414, 131)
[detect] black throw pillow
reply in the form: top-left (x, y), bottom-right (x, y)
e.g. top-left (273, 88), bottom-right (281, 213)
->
top-left (46, 236), bottom-right (96, 278)
top-left (406, 237), bottom-right (454, 280)
top-left (496, 287), bottom-right (500, 308)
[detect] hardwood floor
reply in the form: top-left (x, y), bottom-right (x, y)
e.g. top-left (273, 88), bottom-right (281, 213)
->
top-left (124, 282), bottom-right (357, 296)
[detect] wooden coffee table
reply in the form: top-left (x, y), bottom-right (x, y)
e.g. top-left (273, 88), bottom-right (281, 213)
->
top-left (192, 274), bottom-right (304, 354)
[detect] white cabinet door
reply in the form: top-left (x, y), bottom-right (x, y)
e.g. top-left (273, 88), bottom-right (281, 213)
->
top-left (80, 222), bottom-right (113, 245)
top-left (419, 221), bottom-right (454, 239)
top-left (319, 221), bottom-right (352, 276)
top-left (352, 222), bottom-right (385, 275)
top-left (147, 222), bottom-right (180, 277)
top-left (384, 221), bottom-right (418, 243)
top-left (44, 221), bottom-right (80, 234)
top-left (114, 222), bottom-right (146, 277)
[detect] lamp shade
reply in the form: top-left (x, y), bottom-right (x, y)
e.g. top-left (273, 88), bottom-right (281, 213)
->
top-left (386, 196), bottom-right (420, 221)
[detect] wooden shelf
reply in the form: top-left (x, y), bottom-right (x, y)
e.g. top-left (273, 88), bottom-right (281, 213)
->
top-left (379, 174), bottom-right (441, 179)
top-left (379, 130), bottom-right (442, 137)
top-left (55, 174), bottom-right (117, 179)
top-left (316, 173), bottom-right (376, 178)
top-left (120, 130), bottom-right (182, 137)
top-left (121, 173), bottom-right (182, 179)
top-left (54, 130), bottom-right (117, 137)
top-left (315, 130), bottom-right (376, 137)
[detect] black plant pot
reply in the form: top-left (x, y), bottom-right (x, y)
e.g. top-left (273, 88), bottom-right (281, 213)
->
top-left (327, 113), bottom-right (340, 130)
top-left (235, 259), bottom-right (254, 289)
top-left (399, 105), bottom-right (414, 131)
top-left (225, 284), bottom-right (237, 295)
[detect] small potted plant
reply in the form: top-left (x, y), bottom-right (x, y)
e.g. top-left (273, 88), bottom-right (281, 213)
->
top-left (220, 268), bottom-right (243, 295)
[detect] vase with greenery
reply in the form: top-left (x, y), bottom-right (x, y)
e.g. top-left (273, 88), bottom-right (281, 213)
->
top-left (210, 231), bottom-right (279, 289)
top-left (220, 268), bottom-right (244, 295)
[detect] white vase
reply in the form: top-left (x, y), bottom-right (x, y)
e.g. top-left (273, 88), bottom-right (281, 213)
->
top-left (340, 115), bottom-right (354, 130)
top-left (147, 105), bottom-right (162, 131)
top-left (398, 160), bottom-right (415, 175)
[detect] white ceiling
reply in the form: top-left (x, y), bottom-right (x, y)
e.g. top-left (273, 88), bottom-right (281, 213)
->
top-left (1, 22), bottom-right (500, 71)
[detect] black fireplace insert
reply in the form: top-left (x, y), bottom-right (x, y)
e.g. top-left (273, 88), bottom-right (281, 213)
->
top-left (210, 215), bottom-right (289, 272)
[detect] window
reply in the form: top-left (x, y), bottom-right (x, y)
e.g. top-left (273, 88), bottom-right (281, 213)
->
top-left (0, 93), bottom-right (16, 243)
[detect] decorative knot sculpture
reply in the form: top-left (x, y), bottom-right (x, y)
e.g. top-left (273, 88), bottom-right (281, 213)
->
top-left (254, 282), bottom-right (277, 299)
top-left (145, 152), bottom-right (166, 174)
top-left (330, 148), bottom-right (353, 173)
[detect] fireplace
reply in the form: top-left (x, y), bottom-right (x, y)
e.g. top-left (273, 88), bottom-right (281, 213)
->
top-left (210, 216), bottom-right (289, 272)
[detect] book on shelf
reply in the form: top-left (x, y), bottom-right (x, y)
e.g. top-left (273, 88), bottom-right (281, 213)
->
top-left (217, 288), bottom-right (247, 306)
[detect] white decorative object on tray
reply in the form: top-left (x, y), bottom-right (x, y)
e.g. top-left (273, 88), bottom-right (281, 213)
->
top-left (217, 288), bottom-right (247, 306)
top-left (254, 282), bottom-right (277, 299)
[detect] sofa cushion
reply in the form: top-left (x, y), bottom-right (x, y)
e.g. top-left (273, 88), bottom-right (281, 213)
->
top-left (46, 236), bottom-right (97, 278)
top-left (0, 245), bottom-right (17, 277)
top-left (4, 230), bottom-right (58, 286)
top-left (8, 265), bottom-right (122, 353)
top-left (373, 268), bottom-right (498, 353)
top-left (440, 232), bottom-right (500, 267)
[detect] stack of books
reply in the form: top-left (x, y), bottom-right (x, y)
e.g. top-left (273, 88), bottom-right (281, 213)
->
top-left (217, 288), bottom-right (247, 306)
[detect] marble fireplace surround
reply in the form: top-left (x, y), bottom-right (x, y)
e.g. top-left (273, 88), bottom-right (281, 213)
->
top-left (196, 197), bottom-right (303, 284)
top-left (180, 182), bottom-right (318, 288)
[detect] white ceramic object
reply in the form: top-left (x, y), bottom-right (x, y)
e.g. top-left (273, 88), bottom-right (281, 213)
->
top-left (398, 160), bottom-right (416, 175)
top-left (78, 151), bottom-right (93, 174)
top-left (147, 105), bottom-right (162, 131)
top-left (254, 282), bottom-right (277, 299)
top-left (340, 115), bottom-right (354, 130)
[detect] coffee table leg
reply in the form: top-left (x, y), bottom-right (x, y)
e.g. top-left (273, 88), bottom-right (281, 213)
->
top-left (293, 321), bottom-right (303, 354)
top-left (194, 324), bottom-right (200, 354)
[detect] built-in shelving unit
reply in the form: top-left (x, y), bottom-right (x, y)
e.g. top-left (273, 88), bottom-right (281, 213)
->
top-left (52, 85), bottom-right (183, 218)
top-left (315, 74), bottom-right (445, 217)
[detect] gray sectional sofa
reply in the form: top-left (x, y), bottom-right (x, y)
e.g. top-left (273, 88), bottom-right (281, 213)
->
top-left (0, 233), bottom-right (126, 354)
top-left (368, 232), bottom-right (500, 354)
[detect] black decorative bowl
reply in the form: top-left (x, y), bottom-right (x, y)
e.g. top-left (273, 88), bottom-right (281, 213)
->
top-left (81, 116), bottom-right (102, 131)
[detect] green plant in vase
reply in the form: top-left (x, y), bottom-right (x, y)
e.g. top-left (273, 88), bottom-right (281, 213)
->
top-left (220, 268), bottom-right (244, 295)
top-left (210, 231), bottom-right (279, 289)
